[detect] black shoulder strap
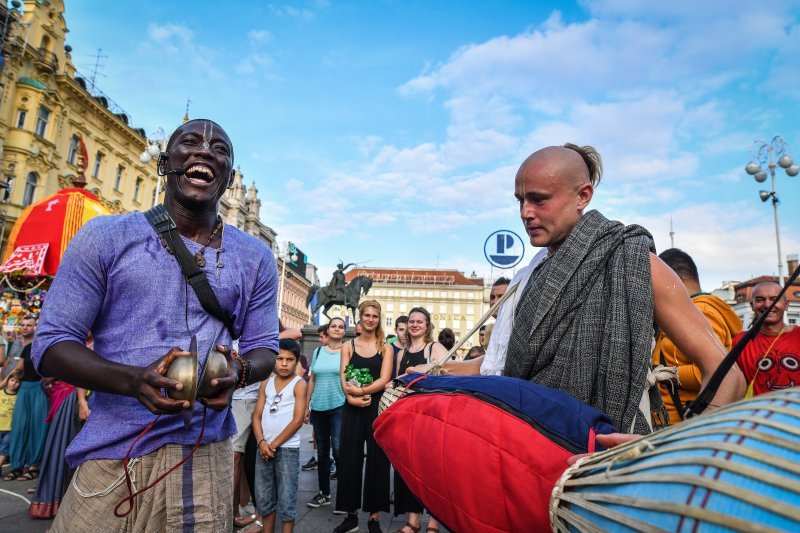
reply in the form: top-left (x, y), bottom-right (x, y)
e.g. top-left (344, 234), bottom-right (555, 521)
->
top-left (310, 346), bottom-right (321, 368)
top-left (145, 205), bottom-right (236, 338)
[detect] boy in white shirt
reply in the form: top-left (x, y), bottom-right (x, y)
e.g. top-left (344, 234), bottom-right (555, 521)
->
top-left (252, 339), bottom-right (308, 533)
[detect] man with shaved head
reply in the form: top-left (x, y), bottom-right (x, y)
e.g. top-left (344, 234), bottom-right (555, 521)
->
top-left (415, 143), bottom-right (744, 433)
top-left (33, 119), bottom-right (279, 530)
top-left (735, 281), bottom-right (800, 396)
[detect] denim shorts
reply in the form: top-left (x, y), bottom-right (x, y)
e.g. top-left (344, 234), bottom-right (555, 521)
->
top-left (255, 447), bottom-right (300, 521)
top-left (0, 431), bottom-right (9, 456)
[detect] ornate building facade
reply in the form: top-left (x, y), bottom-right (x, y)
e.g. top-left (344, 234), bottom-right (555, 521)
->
top-left (0, 0), bottom-right (157, 226)
top-left (337, 267), bottom-right (488, 349)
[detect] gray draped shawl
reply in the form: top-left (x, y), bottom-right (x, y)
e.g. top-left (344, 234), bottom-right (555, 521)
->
top-left (504, 209), bottom-right (664, 434)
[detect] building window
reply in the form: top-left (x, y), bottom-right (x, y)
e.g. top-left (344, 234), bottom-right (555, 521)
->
top-left (134, 177), bottom-right (143, 202)
top-left (388, 290), bottom-right (395, 297)
top-left (114, 165), bottom-right (124, 191)
top-left (385, 317), bottom-right (393, 327)
top-left (15, 109), bottom-right (26, 129)
top-left (453, 304), bottom-right (461, 313)
top-left (387, 303), bottom-right (394, 312)
top-left (440, 291), bottom-right (447, 298)
top-left (439, 304), bottom-right (447, 313)
top-left (453, 319), bottom-right (460, 329)
top-left (400, 290), bottom-right (407, 297)
top-left (466, 305), bottom-right (475, 315)
top-left (93, 152), bottom-right (103, 179)
top-left (467, 293), bottom-right (475, 299)
top-left (22, 172), bottom-right (37, 207)
top-left (426, 291), bottom-right (433, 298)
top-left (151, 187), bottom-right (157, 206)
top-left (413, 290), bottom-right (420, 297)
top-left (455, 292), bottom-right (462, 299)
top-left (439, 320), bottom-right (447, 329)
top-left (466, 321), bottom-right (474, 330)
top-left (399, 303), bottom-right (407, 312)
top-left (35, 106), bottom-right (50, 137)
top-left (67, 135), bottom-right (80, 165)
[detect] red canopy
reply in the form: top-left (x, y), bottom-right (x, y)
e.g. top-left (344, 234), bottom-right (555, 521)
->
top-left (2, 188), bottom-right (110, 276)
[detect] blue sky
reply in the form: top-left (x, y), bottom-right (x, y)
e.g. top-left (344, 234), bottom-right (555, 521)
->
top-left (62, 0), bottom-right (800, 289)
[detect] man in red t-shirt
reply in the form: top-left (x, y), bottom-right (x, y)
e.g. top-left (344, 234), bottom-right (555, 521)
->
top-left (735, 281), bottom-right (800, 395)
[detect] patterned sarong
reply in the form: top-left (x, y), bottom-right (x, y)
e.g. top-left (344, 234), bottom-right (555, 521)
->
top-left (50, 440), bottom-right (232, 532)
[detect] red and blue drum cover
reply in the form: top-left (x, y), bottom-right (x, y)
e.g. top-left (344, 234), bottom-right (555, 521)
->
top-left (373, 373), bottom-right (617, 532)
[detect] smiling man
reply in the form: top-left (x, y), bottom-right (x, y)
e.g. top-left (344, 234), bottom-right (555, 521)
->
top-left (735, 281), bottom-right (800, 396)
top-left (32, 119), bottom-right (279, 531)
top-left (416, 144), bottom-right (744, 433)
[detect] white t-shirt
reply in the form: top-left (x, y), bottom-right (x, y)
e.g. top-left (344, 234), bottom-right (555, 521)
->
top-left (481, 249), bottom-right (548, 376)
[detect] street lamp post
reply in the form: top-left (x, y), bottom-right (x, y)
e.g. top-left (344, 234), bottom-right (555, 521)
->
top-left (745, 135), bottom-right (798, 286)
top-left (139, 127), bottom-right (167, 207)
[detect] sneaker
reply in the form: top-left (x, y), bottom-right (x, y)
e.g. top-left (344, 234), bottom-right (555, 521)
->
top-left (307, 492), bottom-right (331, 508)
top-left (301, 457), bottom-right (318, 471)
top-left (330, 461), bottom-right (337, 479)
top-left (332, 509), bottom-right (347, 515)
top-left (330, 469), bottom-right (338, 480)
top-left (367, 518), bottom-right (383, 533)
top-left (333, 514), bottom-right (358, 533)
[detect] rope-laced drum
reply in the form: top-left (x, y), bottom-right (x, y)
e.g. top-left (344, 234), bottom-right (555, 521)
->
top-left (550, 388), bottom-right (800, 532)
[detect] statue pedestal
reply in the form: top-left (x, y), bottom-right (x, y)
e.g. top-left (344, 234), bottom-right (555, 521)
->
top-left (300, 324), bottom-right (358, 357)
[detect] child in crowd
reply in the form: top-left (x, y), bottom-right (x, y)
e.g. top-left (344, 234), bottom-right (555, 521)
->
top-left (0, 370), bottom-right (21, 471)
top-left (252, 339), bottom-right (307, 533)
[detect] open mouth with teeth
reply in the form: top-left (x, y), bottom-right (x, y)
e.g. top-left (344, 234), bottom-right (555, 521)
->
top-left (185, 164), bottom-right (215, 183)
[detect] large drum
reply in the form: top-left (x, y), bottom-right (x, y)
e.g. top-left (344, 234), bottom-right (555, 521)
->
top-left (374, 373), bottom-right (617, 532)
top-left (551, 388), bottom-right (800, 532)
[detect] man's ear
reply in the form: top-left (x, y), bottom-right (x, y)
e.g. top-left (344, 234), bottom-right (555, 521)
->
top-left (576, 182), bottom-right (594, 211)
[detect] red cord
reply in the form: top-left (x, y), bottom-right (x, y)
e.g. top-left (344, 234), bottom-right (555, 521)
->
top-left (114, 406), bottom-right (207, 518)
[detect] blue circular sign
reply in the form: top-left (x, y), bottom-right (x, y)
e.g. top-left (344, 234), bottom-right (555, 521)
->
top-left (484, 230), bottom-right (525, 269)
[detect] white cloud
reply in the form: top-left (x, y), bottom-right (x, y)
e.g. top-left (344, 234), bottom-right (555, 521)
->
top-left (144, 23), bottom-right (223, 79)
top-left (269, 4), bottom-right (316, 20)
top-left (247, 29), bottom-right (272, 44)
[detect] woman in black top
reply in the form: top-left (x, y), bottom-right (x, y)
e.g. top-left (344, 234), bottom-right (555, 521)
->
top-left (393, 307), bottom-right (447, 533)
top-left (334, 300), bottom-right (393, 533)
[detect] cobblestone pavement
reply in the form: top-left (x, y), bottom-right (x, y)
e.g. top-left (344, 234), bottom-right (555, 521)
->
top-left (0, 423), bottom-right (444, 532)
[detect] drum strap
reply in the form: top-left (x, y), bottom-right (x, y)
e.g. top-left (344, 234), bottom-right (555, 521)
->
top-left (655, 339), bottom-right (686, 421)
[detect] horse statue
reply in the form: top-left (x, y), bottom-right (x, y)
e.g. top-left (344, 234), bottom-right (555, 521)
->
top-left (306, 275), bottom-right (373, 322)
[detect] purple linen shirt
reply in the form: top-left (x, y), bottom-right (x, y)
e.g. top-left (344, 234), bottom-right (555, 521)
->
top-left (32, 212), bottom-right (279, 467)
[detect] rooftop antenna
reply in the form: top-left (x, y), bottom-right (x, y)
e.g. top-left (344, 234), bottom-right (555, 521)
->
top-left (88, 48), bottom-right (107, 94)
top-left (669, 214), bottom-right (675, 248)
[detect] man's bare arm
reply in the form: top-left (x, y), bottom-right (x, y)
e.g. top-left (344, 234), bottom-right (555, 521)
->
top-left (650, 253), bottom-right (745, 406)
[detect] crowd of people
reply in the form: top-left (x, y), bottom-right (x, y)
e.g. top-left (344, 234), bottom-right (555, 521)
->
top-left (2, 118), bottom-right (794, 532)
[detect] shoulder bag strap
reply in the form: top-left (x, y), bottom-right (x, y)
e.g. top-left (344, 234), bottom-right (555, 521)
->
top-left (145, 205), bottom-right (236, 338)
top-left (310, 346), bottom-right (321, 369)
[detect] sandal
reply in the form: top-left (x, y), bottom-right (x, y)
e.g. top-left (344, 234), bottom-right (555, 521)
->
top-left (16, 467), bottom-right (39, 481)
top-left (394, 523), bottom-right (420, 533)
top-left (3, 469), bottom-right (21, 481)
